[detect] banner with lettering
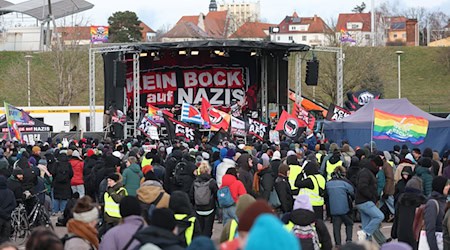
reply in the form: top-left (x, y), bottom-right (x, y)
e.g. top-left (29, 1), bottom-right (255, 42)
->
top-left (326, 103), bottom-right (352, 121)
top-left (248, 118), bottom-right (268, 141)
top-left (231, 116), bottom-right (246, 137)
top-left (164, 115), bottom-right (200, 143)
top-left (126, 67), bottom-right (248, 107)
top-left (293, 103), bottom-right (315, 130)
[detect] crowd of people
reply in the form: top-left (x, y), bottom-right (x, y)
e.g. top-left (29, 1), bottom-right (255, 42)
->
top-left (0, 134), bottom-right (449, 250)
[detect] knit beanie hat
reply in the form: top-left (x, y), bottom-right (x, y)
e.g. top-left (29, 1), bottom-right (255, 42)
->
top-left (32, 146), bottom-right (41, 154)
top-left (107, 173), bottom-right (120, 182)
top-left (432, 176), bottom-right (448, 194)
top-left (235, 194), bottom-right (257, 218)
top-left (151, 208), bottom-right (176, 231)
top-left (405, 176), bottom-right (423, 192)
top-left (246, 214), bottom-right (300, 250)
top-left (238, 200), bottom-right (274, 232)
top-left (13, 167), bottom-right (24, 176)
top-left (186, 236), bottom-right (216, 250)
top-left (119, 196), bottom-right (141, 217)
top-left (38, 159), bottom-right (47, 165)
top-left (420, 157), bottom-right (432, 168)
top-left (278, 164), bottom-right (290, 176)
top-left (87, 149), bottom-right (95, 157)
top-left (261, 153), bottom-right (270, 168)
top-left (225, 148), bottom-right (236, 159)
top-left (293, 194), bottom-right (313, 211)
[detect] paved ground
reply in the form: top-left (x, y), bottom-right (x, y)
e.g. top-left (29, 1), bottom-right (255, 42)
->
top-left (17, 216), bottom-right (394, 249)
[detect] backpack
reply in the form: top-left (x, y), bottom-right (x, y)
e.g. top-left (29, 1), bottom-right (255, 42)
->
top-left (217, 186), bottom-right (235, 208)
top-left (84, 170), bottom-right (96, 192)
top-left (61, 234), bottom-right (94, 250)
top-left (293, 223), bottom-right (321, 250)
top-left (147, 192), bottom-right (165, 221)
top-left (171, 161), bottom-right (188, 186)
top-left (54, 164), bottom-right (69, 183)
top-left (194, 179), bottom-right (213, 206)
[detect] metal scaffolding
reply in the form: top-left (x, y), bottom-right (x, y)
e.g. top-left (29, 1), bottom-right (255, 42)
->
top-left (311, 46), bottom-right (344, 107)
top-left (88, 45), bottom-right (139, 134)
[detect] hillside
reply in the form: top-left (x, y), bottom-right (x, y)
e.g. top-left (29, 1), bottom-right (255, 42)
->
top-left (0, 46), bottom-right (449, 112)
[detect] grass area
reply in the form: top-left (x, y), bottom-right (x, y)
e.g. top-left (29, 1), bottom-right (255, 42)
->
top-left (0, 47), bottom-right (448, 112)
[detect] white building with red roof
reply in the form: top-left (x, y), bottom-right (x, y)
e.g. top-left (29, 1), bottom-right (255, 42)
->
top-left (270, 12), bottom-right (332, 46)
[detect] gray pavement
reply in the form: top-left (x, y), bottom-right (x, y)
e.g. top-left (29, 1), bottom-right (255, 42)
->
top-left (16, 216), bottom-right (394, 249)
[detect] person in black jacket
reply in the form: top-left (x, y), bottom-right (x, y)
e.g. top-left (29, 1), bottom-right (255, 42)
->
top-left (391, 176), bottom-right (426, 250)
top-left (394, 166), bottom-right (413, 202)
top-left (189, 161), bottom-right (217, 237)
top-left (355, 159), bottom-right (385, 241)
top-left (0, 175), bottom-right (16, 244)
top-left (169, 191), bottom-right (201, 247)
top-left (236, 154), bottom-right (254, 196)
top-left (275, 163), bottom-right (293, 215)
top-left (51, 152), bottom-right (74, 214)
top-left (7, 167), bottom-right (24, 201)
top-left (163, 150), bottom-right (183, 194)
top-left (18, 151), bottom-right (37, 192)
top-left (83, 149), bottom-right (98, 200)
top-left (257, 154), bottom-right (274, 201)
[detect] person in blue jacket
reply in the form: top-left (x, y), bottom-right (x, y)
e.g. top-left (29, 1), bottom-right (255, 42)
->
top-left (326, 166), bottom-right (355, 247)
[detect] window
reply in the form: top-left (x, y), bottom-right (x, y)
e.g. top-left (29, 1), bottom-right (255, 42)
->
top-left (393, 34), bottom-right (397, 38)
top-left (402, 34), bottom-right (406, 38)
top-left (288, 36), bottom-right (293, 41)
top-left (277, 36), bottom-right (280, 41)
top-left (302, 35), bottom-right (307, 41)
top-left (290, 25), bottom-right (296, 30)
top-left (365, 34), bottom-right (370, 40)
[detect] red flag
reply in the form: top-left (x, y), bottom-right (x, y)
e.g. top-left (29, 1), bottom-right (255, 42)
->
top-left (201, 97), bottom-right (230, 131)
top-left (292, 103), bottom-right (315, 130)
top-left (275, 110), bottom-right (307, 139)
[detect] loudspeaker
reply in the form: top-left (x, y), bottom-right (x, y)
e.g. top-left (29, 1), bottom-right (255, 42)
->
top-left (305, 60), bottom-right (319, 86)
top-left (113, 60), bottom-right (127, 88)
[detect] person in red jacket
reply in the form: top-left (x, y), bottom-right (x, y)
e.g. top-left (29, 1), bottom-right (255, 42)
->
top-left (221, 168), bottom-right (247, 225)
top-left (69, 150), bottom-right (85, 197)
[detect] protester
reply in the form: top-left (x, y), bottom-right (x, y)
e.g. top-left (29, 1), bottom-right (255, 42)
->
top-left (424, 176), bottom-right (449, 250)
top-left (100, 196), bottom-right (146, 250)
top-left (414, 158), bottom-right (433, 196)
top-left (25, 227), bottom-right (63, 250)
top-left (236, 154), bottom-right (254, 195)
top-left (254, 154), bottom-right (274, 201)
top-left (64, 196), bottom-right (99, 250)
top-left (0, 176), bottom-right (16, 244)
top-left (102, 173), bottom-right (127, 235)
top-left (216, 149), bottom-right (236, 188)
top-left (122, 156), bottom-right (143, 196)
top-left (219, 194), bottom-right (256, 243)
top-left (6, 167), bottom-right (24, 201)
top-left (220, 168), bottom-right (247, 225)
top-left (134, 208), bottom-right (184, 250)
top-left (326, 166), bottom-right (355, 246)
top-left (274, 163), bottom-right (294, 215)
top-left (394, 166), bottom-right (413, 202)
top-left (295, 161), bottom-right (326, 220)
top-left (51, 151), bottom-right (73, 214)
top-left (169, 191), bottom-right (201, 246)
top-left (137, 172), bottom-right (171, 224)
top-left (69, 150), bottom-right (85, 197)
top-left (391, 176), bottom-right (426, 250)
top-left (190, 161), bottom-right (218, 237)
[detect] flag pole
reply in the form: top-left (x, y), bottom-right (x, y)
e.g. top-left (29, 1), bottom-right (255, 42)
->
top-left (3, 102), bottom-right (12, 141)
top-left (371, 108), bottom-right (375, 153)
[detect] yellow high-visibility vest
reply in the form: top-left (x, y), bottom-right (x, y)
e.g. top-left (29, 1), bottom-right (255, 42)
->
top-left (228, 219), bottom-right (238, 241)
top-left (298, 174), bottom-right (325, 206)
top-left (288, 165), bottom-right (303, 191)
top-left (141, 157), bottom-right (153, 168)
top-left (326, 161), bottom-right (342, 180)
top-left (174, 214), bottom-right (197, 246)
top-left (104, 187), bottom-right (127, 218)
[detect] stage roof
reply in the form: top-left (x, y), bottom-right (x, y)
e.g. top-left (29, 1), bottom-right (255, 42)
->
top-left (0, 0), bottom-right (94, 21)
top-left (130, 40), bottom-right (310, 52)
top-left (0, 0), bottom-right (12, 8)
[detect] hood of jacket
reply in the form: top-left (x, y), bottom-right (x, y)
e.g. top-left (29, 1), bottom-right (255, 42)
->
top-left (398, 192), bottom-right (426, 207)
top-left (329, 153), bottom-right (341, 164)
top-left (429, 191), bottom-right (447, 202)
top-left (171, 150), bottom-right (183, 160)
top-left (257, 166), bottom-right (273, 177)
top-left (128, 163), bottom-right (141, 173)
top-left (221, 174), bottom-right (237, 187)
top-left (196, 174), bottom-right (212, 182)
top-left (236, 194), bottom-right (256, 218)
top-left (134, 226), bottom-right (182, 248)
top-left (57, 153), bottom-right (69, 163)
top-left (169, 191), bottom-right (193, 215)
top-left (290, 208), bottom-right (315, 226)
top-left (236, 154), bottom-right (252, 171)
top-left (360, 159), bottom-right (378, 175)
top-left (137, 185), bottom-right (165, 203)
top-left (415, 166), bottom-right (430, 176)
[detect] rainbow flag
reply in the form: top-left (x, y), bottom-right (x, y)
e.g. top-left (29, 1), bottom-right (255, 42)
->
top-left (373, 109), bottom-right (429, 145)
top-left (4, 102), bottom-right (33, 142)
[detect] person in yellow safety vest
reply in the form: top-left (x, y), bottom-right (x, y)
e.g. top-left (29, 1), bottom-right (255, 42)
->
top-left (141, 152), bottom-right (153, 168)
top-left (219, 194), bottom-right (256, 243)
top-left (286, 154), bottom-right (303, 195)
top-left (325, 150), bottom-right (343, 181)
top-left (295, 161), bottom-right (326, 220)
top-left (102, 173), bottom-right (128, 235)
top-left (169, 191), bottom-right (201, 247)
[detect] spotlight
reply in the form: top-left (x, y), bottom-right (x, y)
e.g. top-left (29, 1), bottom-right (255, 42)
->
top-left (283, 52), bottom-right (290, 61)
top-left (250, 50), bottom-right (261, 57)
top-left (223, 50), bottom-right (230, 57)
top-left (140, 52), bottom-right (148, 57)
top-left (191, 50), bottom-right (200, 56)
top-left (179, 50), bottom-right (187, 55)
top-left (210, 51), bottom-right (217, 58)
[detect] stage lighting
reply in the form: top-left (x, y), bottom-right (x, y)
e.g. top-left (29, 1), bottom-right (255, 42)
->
top-left (179, 50), bottom-right (187, 55)
top-left (250, 50), bottom-right (260, 57)
top-left (214, 50), bottom-right (221, 55)
top-left (140, 52), bottom-right (148, 57)
top-left (283, 52), bottom-right (290, 61)
top-left (223, 50), bottom-right (230, 57)
top-left (191, 50), bottom-right (200, 56)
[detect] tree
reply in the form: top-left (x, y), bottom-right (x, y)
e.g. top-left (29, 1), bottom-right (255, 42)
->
top-left (108, 11), bottom-right (143, 43)
top-left (352, 2), bottom-right (366, 13)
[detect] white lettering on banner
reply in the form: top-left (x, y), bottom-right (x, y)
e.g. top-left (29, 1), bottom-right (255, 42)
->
top-left (146, 91), bottom-right (174, 106)
top-left (175, 124), bottom-right (194, 141)
top-left (178, 88), bottom-right (245, 106)
top-left (249, 118), bottom-right (267, 139)
top-left (183, 69), bottom-right (244, 88)
top-left (213, 71), bottom-right (226, 86)
top-left (142, 72), bottom-right (177, 91)
top-left (23, 134), bottom-right (40, 144)
top-left (331, 108), bottom-right (350, 121)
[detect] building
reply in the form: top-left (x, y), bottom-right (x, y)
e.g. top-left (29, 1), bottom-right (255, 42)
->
top-left (229, 21), bottom-right (273, 41)
top-left (428, 37), bottom-right (450, 47)
top-left (162, 10), bottom-right (229, 42)
top-left (218, 0), bottom-right (260, 34)
top-left (385, 16), bottom-right (418, 46)
top-left (336, 12), bottom-right (372, 46)
top-left (270, 12), bottom-right (332, 46)
top-left (140, 22), bottom-right (156, 42)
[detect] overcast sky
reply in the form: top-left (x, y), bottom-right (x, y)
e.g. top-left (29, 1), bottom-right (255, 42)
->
top-left (9, 0), bottom-right (450, 29)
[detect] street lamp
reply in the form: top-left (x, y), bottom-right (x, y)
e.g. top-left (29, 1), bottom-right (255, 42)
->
top-left (25, 54), bottom-right (33, 107)
top-left (395, 51), bottom-right (404, 99)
